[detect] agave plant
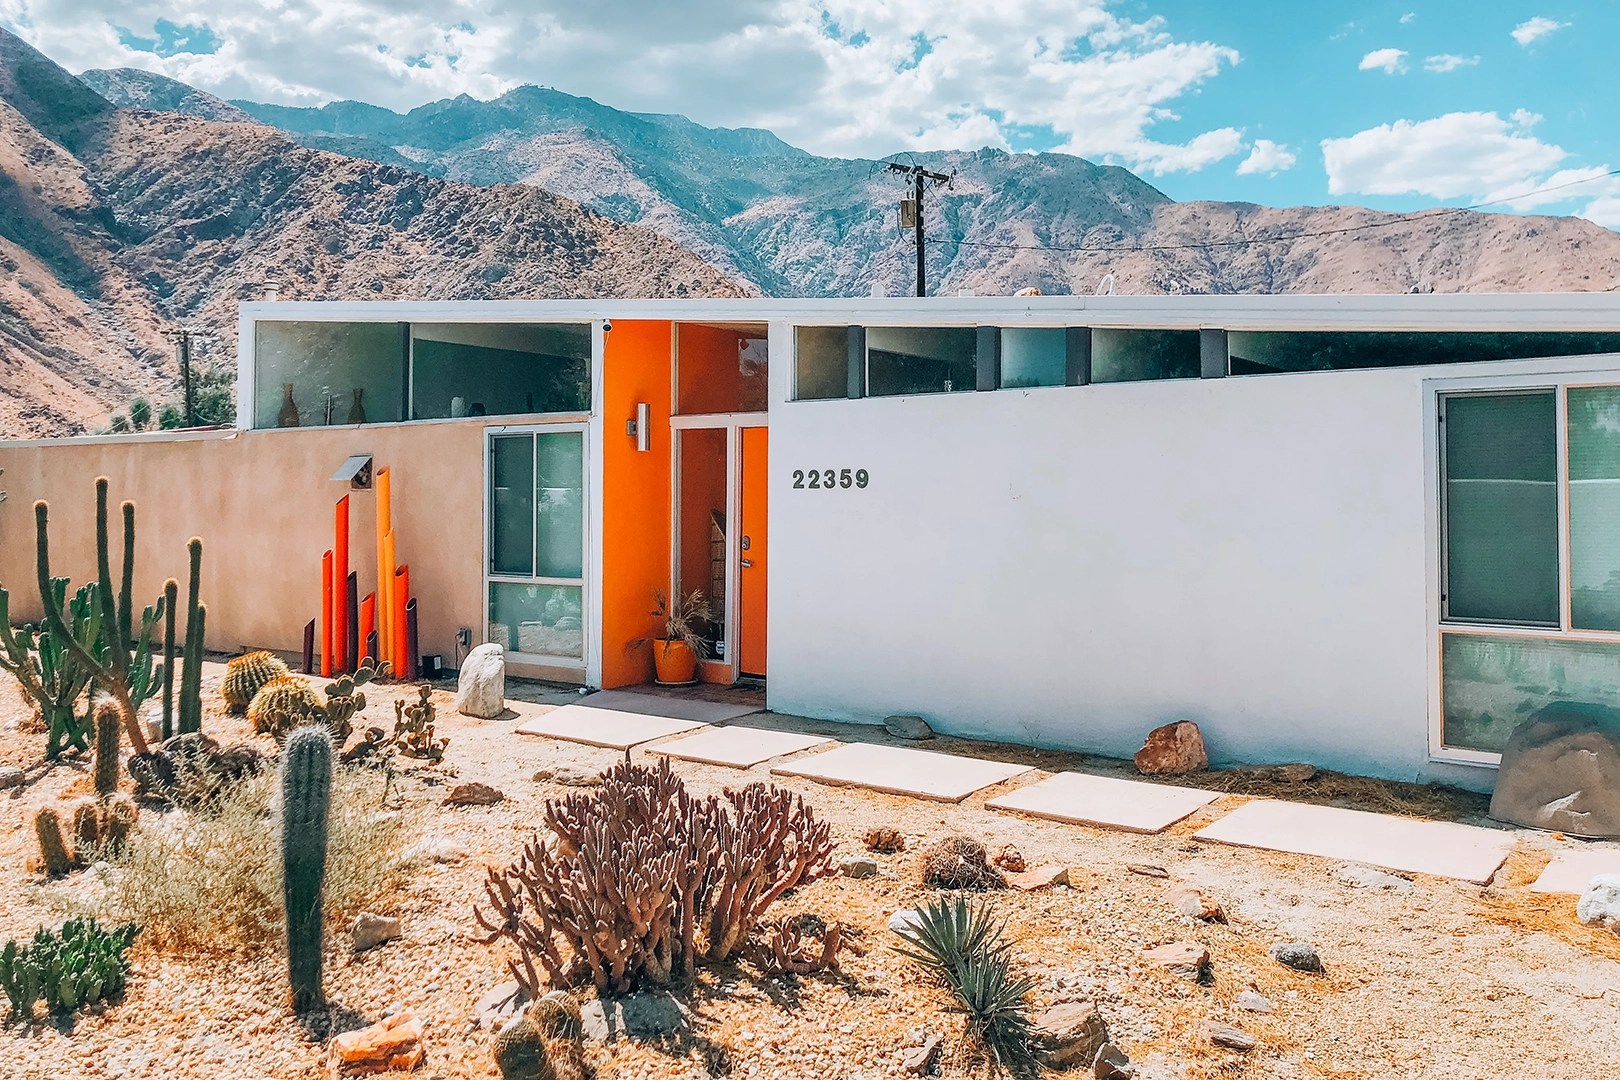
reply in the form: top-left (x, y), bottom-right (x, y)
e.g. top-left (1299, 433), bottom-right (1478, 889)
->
top-left (893, 894), bottom-right (1039, 1077)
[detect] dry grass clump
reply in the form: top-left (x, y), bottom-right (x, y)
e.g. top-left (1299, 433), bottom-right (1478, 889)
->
top-left (863, 825), bottom-right (905, 853)
top-left (1194, 767), bottom-right (1487, 820)
top-left (99, 765), bottom-right (410, 953)
top-left (922, 835), bottom-right (1006, 891)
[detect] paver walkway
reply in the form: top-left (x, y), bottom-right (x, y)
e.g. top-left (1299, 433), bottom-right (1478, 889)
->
top-left (515, 705), bottom-right (706, 749)
top-left (771, 743), bottom-right (1030, 802)
top-left (650, 726), bottom-right (834, 769)
top-left (1530, 847), bottom-right (1620, 894)
top-left (987, 771), bottom-right (1223, 834)
top-left (579, 689), bottom-right (761, 724)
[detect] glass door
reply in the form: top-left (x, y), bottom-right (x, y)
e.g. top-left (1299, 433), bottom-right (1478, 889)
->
top-left (675, 428), bottom-right (729, 662)
top-left (486, 426), bottom-right (587, 664)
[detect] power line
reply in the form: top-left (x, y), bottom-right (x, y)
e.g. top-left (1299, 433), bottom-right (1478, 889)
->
top-left (922, 167), bottom-right (1620, 256)
top-left (885, 161), bottom-right (953, 296)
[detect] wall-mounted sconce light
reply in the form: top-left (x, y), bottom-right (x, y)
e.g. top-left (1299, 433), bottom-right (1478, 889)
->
top-left (625, 402), bottom-right (650, 452)
top-left (331, 454), bottom-right (374, 490)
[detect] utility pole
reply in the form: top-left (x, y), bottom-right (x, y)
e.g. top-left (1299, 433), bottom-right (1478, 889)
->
top-left (160, 327), bottom-right (215, 427)
top-left (886, 161), bottom-right (952, 297)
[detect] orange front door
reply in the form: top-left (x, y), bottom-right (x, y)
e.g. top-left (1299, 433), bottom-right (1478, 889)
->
top-left (738, 426), bottom-right (768, 677)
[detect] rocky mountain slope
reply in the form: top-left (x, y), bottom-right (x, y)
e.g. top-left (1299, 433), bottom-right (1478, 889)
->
top-left (84, 67), bottom-right (1620, 299)
top-left (0, 33), bottom-right (737, 437)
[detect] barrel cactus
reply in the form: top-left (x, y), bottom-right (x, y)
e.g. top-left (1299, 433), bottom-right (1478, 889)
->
top-left (493, 991), bottom-right (586, 1080)
top-left (248, 676), bottom-right (322, 742)
top-left (222, 651), bottom-right (290, 714)
top-left (281, 725), bottom-right (332, 1012)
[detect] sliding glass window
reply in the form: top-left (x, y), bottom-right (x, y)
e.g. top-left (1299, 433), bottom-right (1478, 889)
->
top-left (412, 323), bottom-right (589, 420)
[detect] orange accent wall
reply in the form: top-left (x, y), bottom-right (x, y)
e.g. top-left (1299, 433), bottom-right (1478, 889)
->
top-left (600, 320), bottom-right (674, 688)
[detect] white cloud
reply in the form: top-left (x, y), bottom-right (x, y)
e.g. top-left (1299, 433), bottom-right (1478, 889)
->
top-left (1423, 53), bottom-right (1479, 73)
top-left (1320, 110), bottom-right (1616, 213)
top-left (1235, 139), bottom-right (1296, 176)
top-left (0, 0), bottom-right (1248, 172)
top-left (1511, 16), bottom-right (1567, 45)
top-left (1583, 196), bottom-right (1620, 230)
top-left (1400, 12), bottom-right (1417, 24)
top-left (1358, 47), bottom-right (1408, 74)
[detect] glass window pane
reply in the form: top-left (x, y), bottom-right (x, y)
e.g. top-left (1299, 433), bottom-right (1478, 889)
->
top-left (535, 432), bottom-right (585, 579)
top-left (254, 321), bottom-right (404, 427)
top-left (1441, 632), bottom-right (1620, 752)
top-left (1443, 392), bottom-right (1558, 625)
top-left (488, 583), bottom-right (583, 659)
top-left (795, 326), bottom-right (849, 400)
top-left (999, 328), bottom-right (1066, 388)
top-left (1229, 330), bottom-right (1620, 375)
top-left (1090, 329), bottom-right (1199, 383)
top-left (867, 326), bottom-right (976, 396)
top-left (411, 323), bottom-right (589, 420)
top-left (678, 325), bottom-right (768, 414)
top-left (677, 428), bottom-right (729, 658)
top-left (489, 435), bottom-right (534, 577)
top-left (1568, 386), bottom-right (1620, 630)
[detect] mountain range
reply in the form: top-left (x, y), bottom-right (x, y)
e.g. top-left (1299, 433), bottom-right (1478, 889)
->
top-left (2, 25), bottom-right (1620, 436)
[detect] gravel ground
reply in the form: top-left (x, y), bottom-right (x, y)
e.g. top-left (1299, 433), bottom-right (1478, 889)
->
top-left (2, 665), bottom-right (1618, 1080)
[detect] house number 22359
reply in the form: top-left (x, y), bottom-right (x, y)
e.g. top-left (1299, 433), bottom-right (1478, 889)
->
top-left (792, 468), bottom-right (869, 490)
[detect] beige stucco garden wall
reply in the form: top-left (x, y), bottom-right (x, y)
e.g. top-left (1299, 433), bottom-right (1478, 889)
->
top-left (0, 421), bottom-right (486, 668)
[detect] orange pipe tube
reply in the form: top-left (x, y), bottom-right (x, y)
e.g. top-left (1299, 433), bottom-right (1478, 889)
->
top-left (320, 549), bottom-right (333, 678)
top-left (359, 593), bottom-right (376, 665)
top-left (334, 495), bottom-right (349, 674)
top-left (376, 467), bottom-right (393, 667)
top-left (394, 564), bottom-right (410, 676)
top-left (381, 529), bottom-right (397, 676)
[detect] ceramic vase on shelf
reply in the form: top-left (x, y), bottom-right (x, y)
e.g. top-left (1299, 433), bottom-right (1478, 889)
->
top-left (347, 388), bottom-right (367, 425)
top-left (278, 383), bottom-right (300, 427)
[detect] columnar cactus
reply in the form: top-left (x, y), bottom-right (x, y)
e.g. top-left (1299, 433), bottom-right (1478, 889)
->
top-left (70, 800), bottom-right (101, 856)
top-left (0, 579), bottom-right (102, 759)
top-left (177, 539), bottom-right (205, 736)
top-left (160, 579), bottom-right (177, 741)
top-left (92, 701), bottom-right (119, 800)
top-left (34, 809), bottom-right (72, 877)
top-left (281, 725), bottom-right (332, 1012)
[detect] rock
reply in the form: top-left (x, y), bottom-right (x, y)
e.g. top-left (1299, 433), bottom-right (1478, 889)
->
top-left (1134, 720), bottom-right (1208, 774)
top-left (1168, 886), bottom-right (1224, 922)
top-left (1490, 701), bottom-right (1620, 838)
top-left (1006, 865), bottom-right (1070, 892)
top-left (884, 714), bottom-right (934, 740)
top-left (0, 765), bottom-right (24, 790)
top-left (840, 856), bottom-right (878, 879)
top-left (327, 1009), bottom-right (425, 1077)
top-left (1142, 941), bottom-right (1210, 981)
top-left (1092, 1041), bottom-right (1133, 1078)
top-left (531, 764), bottom-right (602, 787)
top-left (1577, 874), bottom-right (1620, 932)
top-left (1269, 942), bottom-right (1324, 972)
top-left (350, 912), bottom-right (402, 952)
top-left (888, 909), bottom-right (925, 936)
top-left (1336, 863), bottom-right (1413, 892)
top-left (1032, 1000), bottom-right (1109, 1068)
top-left (1203, 1020), bottom-right (1257, 1052)
top-left (579, 991), bottom-right (690, 1041)
top-left (1126, 863), bottom-right (1169, 878)
top-left (993, 844), bottom-right (1027, 872)
top-left (455, 643), bottom-right (506, 719)
top-left (1234, 989), bottom-right (1275, 1014)
top-left (472, 980), bottom-right (528, 1030)
top-left (443, 782), bottom-right (505, 807)
top-left (900, 1033), bottom-right (943, 1074)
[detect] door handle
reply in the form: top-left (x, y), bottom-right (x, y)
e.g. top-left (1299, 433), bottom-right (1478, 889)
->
top-left (741, 559), bottom-right (754, 568)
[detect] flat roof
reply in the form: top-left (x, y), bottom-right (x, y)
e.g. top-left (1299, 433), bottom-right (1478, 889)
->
top-left (239, 293), bottom-right (1620, 332)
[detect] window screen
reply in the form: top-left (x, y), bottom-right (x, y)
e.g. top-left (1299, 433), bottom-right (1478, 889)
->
top-left (1441, 391), bottom-right (1559, 625)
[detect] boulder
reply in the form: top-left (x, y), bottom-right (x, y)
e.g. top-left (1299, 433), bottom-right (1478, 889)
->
top-left (884, 714), bottom-right (934, 740)
top-left (456, 643), bottom-right (507, 719)
top-left (1269, 942), bottom-right (1323, 972)
top-left (1032, 1000), bottom-right (1109, 1068)
top-left (444, 782), bottom-right (505, 807)
top-left (1134, 721), bottom-right (1208, 775)
top-left (1577, 874), bottom-right (1620, 932)
top-left (1490, 701), bottom-right (1620, 838)
top-left (350, 912), bottom-right (402, 952)
top-left (579, 991), bottom-right (690, 1041)
top-left (327, 1009), bottom-right (425, 1077)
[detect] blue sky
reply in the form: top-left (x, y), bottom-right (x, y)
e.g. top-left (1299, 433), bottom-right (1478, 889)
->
top-left (2, 1), bottom-right (1615, 227)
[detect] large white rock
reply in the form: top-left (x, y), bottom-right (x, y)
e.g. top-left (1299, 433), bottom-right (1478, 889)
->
top-left (1577, 874), bottom-right (1620, 932)
top-left (456, 643), bottom-right (506, 718)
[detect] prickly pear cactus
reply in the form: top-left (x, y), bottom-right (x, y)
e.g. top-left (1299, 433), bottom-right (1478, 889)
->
top-left (222, 651), bottom-right (290, 714)
top-left (248, 676), bottom-right (322, 742)
top-left (392, 684), bottom-right (447, 762)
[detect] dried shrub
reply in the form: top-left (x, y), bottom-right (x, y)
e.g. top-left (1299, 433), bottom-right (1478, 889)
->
top-left (923, 835), bottom-right (1006, 891)
top-left (863, 825), bottom-right (905, 853)
top-left (97, 766), bottom-right (409, 953)
top-left (475, 757), bottom-right (836, 995)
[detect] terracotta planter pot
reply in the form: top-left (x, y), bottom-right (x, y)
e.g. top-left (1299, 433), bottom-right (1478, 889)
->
top-left (652, 639), bottom-right (699, 685)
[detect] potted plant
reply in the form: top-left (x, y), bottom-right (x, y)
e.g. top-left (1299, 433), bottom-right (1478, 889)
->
top-left (637, 589), bottom-right (714, 686)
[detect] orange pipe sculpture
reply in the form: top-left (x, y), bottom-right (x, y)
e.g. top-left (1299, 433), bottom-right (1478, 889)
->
top-left (381, 529), bottom-right (397, 675)
top-left (334, 496), bottom-right (350, 674)
top-left (393, 564), bottom-right (410, 676)
top-left (359, 593), bottom-right (376, 664)
top-left (320, 549), bottom-right (334, 678)
top-left (375, 467), bottom-right (393, 669)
